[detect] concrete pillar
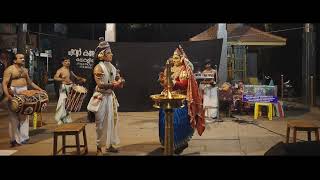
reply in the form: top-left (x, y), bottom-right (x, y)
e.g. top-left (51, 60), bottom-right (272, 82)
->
top-left (105, 23), bottom-right (116, 42)
top-left (217, 23), bottom-right (228, 84)
top-left (302, 23), bottom-right (316, 107)
top-left (17, 23), bottom-right (27, 54)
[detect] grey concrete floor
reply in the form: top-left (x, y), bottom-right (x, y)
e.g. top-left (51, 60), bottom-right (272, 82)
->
top-left (1, 102), bottom-right (320, 156)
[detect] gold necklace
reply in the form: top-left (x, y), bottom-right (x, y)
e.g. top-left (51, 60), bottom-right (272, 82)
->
top-left (171, 66), bottom-right (183, 79)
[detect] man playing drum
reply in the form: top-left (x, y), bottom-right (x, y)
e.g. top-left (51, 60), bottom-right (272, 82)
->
top-left (2, 53), bottom-right (44, 147)
top-left (54, 57), bottom-right (86, 125)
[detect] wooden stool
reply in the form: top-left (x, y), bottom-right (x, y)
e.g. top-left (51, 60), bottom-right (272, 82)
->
top-left (254, 102), bottom-right (273, 120)
top-left (53, 123), bottom-right (88, 155)
top-left (286, 120), bottom-right (320, 143)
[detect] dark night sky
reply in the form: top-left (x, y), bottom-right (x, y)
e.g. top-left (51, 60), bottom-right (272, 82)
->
top-left (29, 23), bottom-right (212, 42)
top-left (116, 23), bottom-right (212, 42)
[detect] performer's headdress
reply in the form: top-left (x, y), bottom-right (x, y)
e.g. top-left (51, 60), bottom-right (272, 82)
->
top-left (95, 37), bottom-right (112, 60)
top-left (174, 45), bottom-right (194, 71)
top-left (173, 47), bottom-right (183, 57)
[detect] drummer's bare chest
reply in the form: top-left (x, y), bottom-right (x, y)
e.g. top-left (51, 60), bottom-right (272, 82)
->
top-left (10, 66), bottom-right (27, 79)
top-left (60, 69), bottom-right (71, 78)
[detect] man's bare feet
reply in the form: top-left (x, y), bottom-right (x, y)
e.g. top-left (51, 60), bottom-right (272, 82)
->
top-left (97, 147), bottom-right (103, 156)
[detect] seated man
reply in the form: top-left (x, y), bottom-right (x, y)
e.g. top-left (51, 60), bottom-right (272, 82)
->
top-left (218, 82), bottom-right (233, 117)
top-left (232, 81), bottom-right (250, 115)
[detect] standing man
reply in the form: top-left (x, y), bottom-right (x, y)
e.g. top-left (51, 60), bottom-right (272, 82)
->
top-left (2, 53), bottom-right (44, 147)
top-left (87, 39), bottom-right (124, 155)
top-left (200, 59), bottom-right (218, 122)
top-left (54, 57), bottom-right (86, 125)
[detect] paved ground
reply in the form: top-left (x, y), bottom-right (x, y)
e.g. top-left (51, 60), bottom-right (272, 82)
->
top-left (0, 101), bottom-right (319, 156)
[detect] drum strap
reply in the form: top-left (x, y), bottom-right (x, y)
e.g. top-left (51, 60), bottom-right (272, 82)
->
top-left (64, 85), bottom-right (68, 95)
top-left (61, 84), bottom-right (70, 96)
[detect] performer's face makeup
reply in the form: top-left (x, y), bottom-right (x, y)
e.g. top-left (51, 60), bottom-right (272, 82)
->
top-left (104, 51), bottom-right (113, 62)
top-left (172, 54), bottom-right (182, 66)
top-left (62, 59), bottom-right (70, 67)
top-left (14, 54), bottom-right (25, 65)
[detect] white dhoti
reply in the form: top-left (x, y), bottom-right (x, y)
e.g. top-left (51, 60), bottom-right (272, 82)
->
top-left (89, 61), bottom-right (120, 148)
top-left (8, 86), bottom-right (30, 144)
top-left (95, 91), bottom-right (120, 148)
top-left (55, 84), bottom-right (72, 124)
top-left (201, 84), bottom-right (218, 118)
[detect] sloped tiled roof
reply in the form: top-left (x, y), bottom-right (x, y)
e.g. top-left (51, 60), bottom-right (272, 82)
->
top-left (190, 24), bottom-right (287, 46)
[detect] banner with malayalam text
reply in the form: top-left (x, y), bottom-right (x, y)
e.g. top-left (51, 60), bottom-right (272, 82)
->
top-left (243, 85), bottom-right (278, 103)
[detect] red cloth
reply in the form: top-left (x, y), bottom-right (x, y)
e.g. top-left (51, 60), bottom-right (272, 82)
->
top-left (184, 58), bottom-right (205, 136)
top-left (167, 45), bottom-right (205, 136)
